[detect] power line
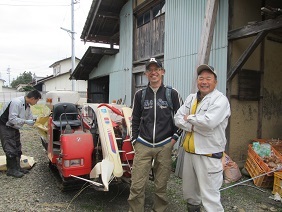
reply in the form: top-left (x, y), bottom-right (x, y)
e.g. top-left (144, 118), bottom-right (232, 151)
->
top-left (0, 3), bottom-right (69, 7)
top-left (7, 0), bottom-right (67, 2)
top-left (0, 64), bottom-right (52, 72)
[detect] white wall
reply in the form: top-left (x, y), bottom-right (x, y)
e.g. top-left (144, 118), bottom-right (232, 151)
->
top-left (43, 73), bottom-right (87, 92)
top-left (56, 58), bottom-right (79, 75)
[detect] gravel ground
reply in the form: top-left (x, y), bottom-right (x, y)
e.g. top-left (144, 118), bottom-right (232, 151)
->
top-left (0, 126), bottom-right (281, 212)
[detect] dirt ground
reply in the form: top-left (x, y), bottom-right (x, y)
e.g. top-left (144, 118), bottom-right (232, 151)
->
top-left (0, 126), bottom-right (281, 211)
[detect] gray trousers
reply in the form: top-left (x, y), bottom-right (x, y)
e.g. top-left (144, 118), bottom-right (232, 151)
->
top-left (0, 124), bottom-right (21, 157)
top-left (182, 152), bottom-right (224, 212)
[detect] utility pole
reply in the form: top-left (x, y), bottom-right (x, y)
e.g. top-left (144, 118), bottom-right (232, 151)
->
top-left (61, 0), bottom-right (76, 91)
top-left (71, 0), bottom-right (75, 91)
top-left (7, 67), bottom-right (11, 87)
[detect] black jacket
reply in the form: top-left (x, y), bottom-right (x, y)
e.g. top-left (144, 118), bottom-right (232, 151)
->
top-left (132, 84), bottom-right (182, 147)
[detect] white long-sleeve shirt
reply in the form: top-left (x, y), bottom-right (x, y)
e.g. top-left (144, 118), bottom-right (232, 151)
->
top-left (0, 96), bottom-right (33, 129)
top-left (174, 89), bottom-right (231, 154)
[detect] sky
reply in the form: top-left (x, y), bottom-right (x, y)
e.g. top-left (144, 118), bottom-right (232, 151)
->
top-left (0, 0), bottom-right (94, 86)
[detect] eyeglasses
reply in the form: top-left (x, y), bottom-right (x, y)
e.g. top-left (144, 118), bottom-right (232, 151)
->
top-left (146, 68), bottom-right (162, 73)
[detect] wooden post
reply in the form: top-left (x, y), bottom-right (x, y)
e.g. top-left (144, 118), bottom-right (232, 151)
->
top-left (197, 0), bottom-right (219, 65)
top-left (192, 0), bottom-right (219, 93)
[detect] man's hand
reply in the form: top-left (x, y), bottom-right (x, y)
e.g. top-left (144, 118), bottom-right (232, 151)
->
top-left (171, 138), bottom-right (177, 146)
top-left (25, 120), bottom-right (35, 126)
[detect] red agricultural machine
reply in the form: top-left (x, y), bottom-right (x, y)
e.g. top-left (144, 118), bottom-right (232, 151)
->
top-left (35, 91), bottom-right (134, 191)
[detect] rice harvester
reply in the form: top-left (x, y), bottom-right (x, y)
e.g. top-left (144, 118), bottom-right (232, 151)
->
top-left (35, 91), bottom-right (134, 191)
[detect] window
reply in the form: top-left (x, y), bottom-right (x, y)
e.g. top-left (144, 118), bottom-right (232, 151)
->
top-left (152, 1), bottom-right (165, 18)
top-left (135, 72), bottom-right (148, 90)
top-left (238, 69), bottom-right (261, 101)
top-left (136, 1), bottom-right (165, 28)
top-left (137, 15), bottom-right (143, 27)
top-left (53, 66), bottom-right (61, 76)
top-left (143, 11), bottom-right (150, 24)
top-left (137, 11), bottom-right (150, 27)
top-left (57, 65), bottom-right (61, 74)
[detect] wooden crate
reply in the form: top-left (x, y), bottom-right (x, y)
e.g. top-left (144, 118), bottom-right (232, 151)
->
top-left (248, 144), bottom-right (282, 176)
top-left (273, 145), bottom-right (282, 155)
top-left (272, 172), bottom-right (282, 197)
top-left (244, 152), bottom-right (274, 188)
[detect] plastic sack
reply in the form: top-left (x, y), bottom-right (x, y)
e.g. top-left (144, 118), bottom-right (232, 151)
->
top-left (222, 153), bottom-right (242, 183)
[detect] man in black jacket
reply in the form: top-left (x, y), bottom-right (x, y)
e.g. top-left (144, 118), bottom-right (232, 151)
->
top-left (128, 58), bottom-right (182, 212)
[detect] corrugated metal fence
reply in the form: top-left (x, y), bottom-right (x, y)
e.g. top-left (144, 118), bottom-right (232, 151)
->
top-left (0, 91), bottom-right (87, 105)
top-left (0, 92), bottom-right (26, 104)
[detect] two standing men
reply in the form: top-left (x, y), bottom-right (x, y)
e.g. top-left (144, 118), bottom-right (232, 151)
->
top-left (129, 59), bottom-right (231, 212)
top-left (0, 90), bottom-right (41, 178)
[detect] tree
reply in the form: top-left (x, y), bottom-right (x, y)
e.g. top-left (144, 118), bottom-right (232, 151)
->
top-left (10, 71), bottom-right (33, 88)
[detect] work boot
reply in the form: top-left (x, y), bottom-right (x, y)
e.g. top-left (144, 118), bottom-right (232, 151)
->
top-left (187, 203), bottom-right (201, 212)
top-left (16, 156), bottom-right (29, 174)
top-left (6, 156), bottom-right (24, 178)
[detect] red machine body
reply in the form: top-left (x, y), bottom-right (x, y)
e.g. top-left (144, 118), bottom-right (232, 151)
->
top-left (38, 101), bottom-right (134, 191)
top-left (56, 132), bottom-right (94, 177)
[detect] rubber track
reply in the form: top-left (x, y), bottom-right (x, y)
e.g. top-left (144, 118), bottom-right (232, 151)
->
top-left (48, 162), bottom-right (89, 192)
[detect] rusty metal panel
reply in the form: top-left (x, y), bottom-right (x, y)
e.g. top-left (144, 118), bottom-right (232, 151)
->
top-left (164, 0), bottom-right (228, 98)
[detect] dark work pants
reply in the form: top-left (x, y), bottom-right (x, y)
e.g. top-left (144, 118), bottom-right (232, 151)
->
top-left (0, 124), bottom-right (21, 158)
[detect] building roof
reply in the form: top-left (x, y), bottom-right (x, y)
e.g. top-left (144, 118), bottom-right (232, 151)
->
top-left (49, 57), bottom-right (80, 68)
top-left (80, 0), bottom-right (128, 44)
top-left (70, 46), bottom-right (119, 80)
top-left (35, 71), bottom-right (72, 85)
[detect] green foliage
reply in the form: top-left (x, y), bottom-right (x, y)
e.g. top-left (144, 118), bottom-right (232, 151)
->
top-left (21, 85), bottom-right (34, 91)
top-left (10, 71), bottom-right (33, 88)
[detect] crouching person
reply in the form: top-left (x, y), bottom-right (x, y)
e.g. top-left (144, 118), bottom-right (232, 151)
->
top-left (0, 90), bottom-right (41, 178)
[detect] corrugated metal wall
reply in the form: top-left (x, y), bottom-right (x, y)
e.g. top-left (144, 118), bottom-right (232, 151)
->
top-left (164, 0), bottom-right (228, 99)
top-left (89, 0), bottom-right (133, 106)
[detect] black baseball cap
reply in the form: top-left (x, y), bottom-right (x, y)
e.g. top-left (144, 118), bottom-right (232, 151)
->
top-left (145, 58), bottom-right (163, 70)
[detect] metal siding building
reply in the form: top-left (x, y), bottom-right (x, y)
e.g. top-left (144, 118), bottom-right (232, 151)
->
top-left (88, 1), bottom-right (133, 106)
top-left (164, 0), bottom-right (228, 99)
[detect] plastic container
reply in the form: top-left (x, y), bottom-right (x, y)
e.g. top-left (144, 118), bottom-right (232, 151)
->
top-left (45, 90), bottom-right (80, 110)
top-left (259, 143), bottom-right (271, 157)
top-left (253, 138), bottom-right (282, 155)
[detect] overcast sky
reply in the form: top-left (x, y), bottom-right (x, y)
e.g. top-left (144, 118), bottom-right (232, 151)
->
top-left (0, 0), bottom-right (93, 86)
